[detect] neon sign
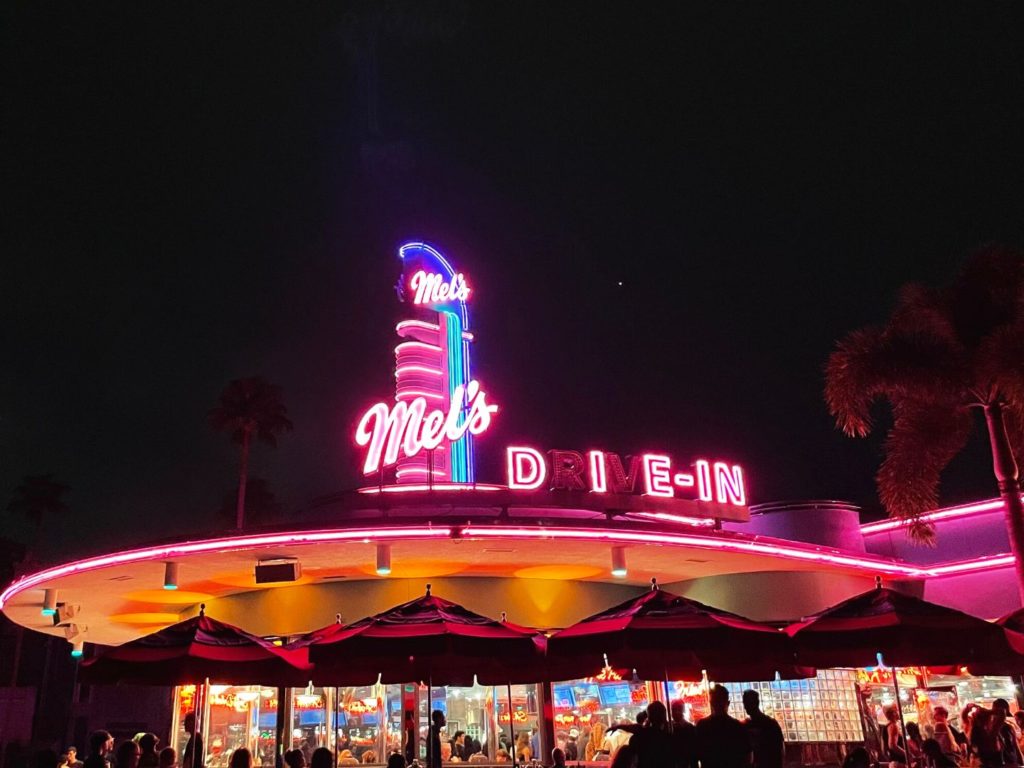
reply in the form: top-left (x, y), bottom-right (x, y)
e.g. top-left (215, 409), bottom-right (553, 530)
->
top-left (356, 381), bottom-right (498, 474)
top-left (506, 448), bottom-right (746, 506)
top-left (410, 270), bottom-right (470, 305)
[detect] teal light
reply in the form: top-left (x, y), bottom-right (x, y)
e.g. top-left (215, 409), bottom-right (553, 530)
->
top-left (70, 649), bottom-right (83, 658)
top-left (41, 608), bottom-right (56, 616)
top-left (163, 584), bottom-right (178, 590)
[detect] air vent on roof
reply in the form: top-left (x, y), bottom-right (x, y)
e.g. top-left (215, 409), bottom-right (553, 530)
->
top-left (483, 548), bottom-right (517, 553)
top-left (107, 574), bottom-right (134, 581)
top-left (319, 575), bottom-right (348, 582)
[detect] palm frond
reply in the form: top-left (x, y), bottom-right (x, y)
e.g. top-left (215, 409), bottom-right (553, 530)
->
top-left (876, 400), bottom-right (973, 543)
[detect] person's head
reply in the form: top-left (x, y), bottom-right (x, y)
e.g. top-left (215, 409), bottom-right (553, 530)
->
top-left (184, 713), bottom-right (197, 735)
top-left (158, 748), bottom-right (177, 768)
top-left (32, 750), bottom-right (60, 768)
top-left (431, 710), bottom-right (446, 727)
top-left (284, 750), bottom-right (305, 768)
top-left (551, 748), bottom-right (566, 767)
top-left (670, 700), bottom-right (685, 724)
top-left (117, 740), bottom-right (141, 768)
top-left (453, 732), bottom-right (465, 746)
top-left (90, 731), bottom-right (114, 756)
top-left (494, 750), bottom-right (509, 764)
top-left (609, 744), bottom-right (637, 768)
top-left (229, 750), bottom-right (252, 768)
top-left (994, 699), bottom-right (1011, 716)
top-left (934, 706), bottom-right (949, 723)
top-left (841, 747), bottom-right (870, 768)
top-left (64, 748), bottom-right (78, 764)
top-left (883, 705), bottom-right (899, 723)
top-left (635, 711), bottom-right (648, 727)
top-left (646, 701), bottom-right (668, 729)
top-left (742, 690), bottom-right (761, 717)
top-left (139, 735), bottom-right (159, 756)
top-left (906, 722), bottom-right (921, 740)
top-left (709, 685), bottom-right (730, 715)
top-left (361, 752), bottom-right (377, 765)
top-left (387, 755), bottom-right (405, 768)
top-left (310, 748), bottom-right (332, 768)
top-left (440, 744), bottom-right (452, 762)
top-left (515, 732), bottom-right (529, 747)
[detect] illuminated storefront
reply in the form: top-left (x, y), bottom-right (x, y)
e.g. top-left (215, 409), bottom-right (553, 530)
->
top-left (4, 241), bottom-right (1024, 766)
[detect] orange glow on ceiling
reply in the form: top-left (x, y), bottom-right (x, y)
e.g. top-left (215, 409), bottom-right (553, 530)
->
top-left (513, 564), bottom-right (604, 580)
top-left (208, 571), bottom-right (314, 589)
top-left (109, 612), bottom-right (180, 625)
top-left (123, 589), bottom-right (214, 605)
top-left (356, 559), bottom-right (467, 578)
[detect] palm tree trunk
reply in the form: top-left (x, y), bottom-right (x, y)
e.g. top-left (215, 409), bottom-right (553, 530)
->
top-left (236, 431), bottom-right (251, 530)
top-left (984, 402), bottom-right (1024, 602)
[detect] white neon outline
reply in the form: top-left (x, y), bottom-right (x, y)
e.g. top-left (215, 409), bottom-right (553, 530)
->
top-left (507, 447), bottom-right (547, 490)
top-left (395, 341), bottom-right (442, 356)
top-left (641, 454), bottom-right (674, 498)
top-left (395, 467), bottom-right (448, 479)
top-left (695, 460), bottom-right (713, 502)
top-left (395, 389), bottom-right (445, 401)
top-left (630, 511), bottom-right (716, 528)
top-left (395, 320), bottom-right (473, 341)
top-left (588, 451), bottom-right (607, 493)
top-left (395, 365), bottom-right (443, 377)
top-left (713, 463), bottom-right (746, 506)
top-left (673, 473), bottom-right (695, 488)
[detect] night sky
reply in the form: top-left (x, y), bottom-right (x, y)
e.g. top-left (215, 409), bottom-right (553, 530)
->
top-left (5, 4), bottom-right (1024, 557)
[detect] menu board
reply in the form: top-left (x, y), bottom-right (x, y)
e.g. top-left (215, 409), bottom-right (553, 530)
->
top-left (553, 685), bottom-right (576, 709)
top-left (598, 683), bottom-right (633, 707)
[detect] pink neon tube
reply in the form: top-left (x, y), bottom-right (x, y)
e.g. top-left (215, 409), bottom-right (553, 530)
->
top-left (0, 527), bottom-right (452, 609)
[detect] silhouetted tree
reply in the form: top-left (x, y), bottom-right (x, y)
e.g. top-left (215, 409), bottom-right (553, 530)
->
top-left (218, 478), bottom-right (282, 529)
top-left (209, 377), bottom-right (292, 530)
top-left (826, 245), bottom-right (1024, 597)
top-left (6, 474), bottom-right (70, 545)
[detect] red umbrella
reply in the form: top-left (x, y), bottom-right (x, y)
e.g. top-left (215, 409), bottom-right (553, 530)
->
top-left (305, 585), bottom-right (547, 686)
top-left (79, 606), bottom-right (312, 685)
top-left (785, 583), bottom-right (1024, 669)
top-left (546, 580), bottom-right (810, 682)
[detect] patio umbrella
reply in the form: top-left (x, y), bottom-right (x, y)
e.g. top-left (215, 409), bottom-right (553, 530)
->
top-left (784, 581), bottom-right (1024, 669)
top-left (79, 605), bottom-right (312, 686)
top-left (305, 584), bottom-right (548, 686)
top-left (951, 607), bottom-right (1024, 675)
top-left (546, 579), bottom-right (810, 682)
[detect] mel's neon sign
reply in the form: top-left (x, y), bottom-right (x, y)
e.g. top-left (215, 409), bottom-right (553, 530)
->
top-left (409, 270), bottom-right (470, 305)
top-left (356, 381), bottom-right (498, 474)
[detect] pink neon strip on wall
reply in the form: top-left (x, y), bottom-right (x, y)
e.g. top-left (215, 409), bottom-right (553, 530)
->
top-left (356, 483), bottom-right (504, 494)
top-left (630, 511), bottom-right (716, 528)
top-left (395, 365), bottom-right (443, 377)
top-left (859, 497), bottom-right (1021, 534)
top-left (0, 527), bottom-right (452, 610)
top-left (396, 321), bottom-right (474, 341)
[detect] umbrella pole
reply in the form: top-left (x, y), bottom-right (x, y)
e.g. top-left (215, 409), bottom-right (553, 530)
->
top-left (892, 666), bottom-right (908, 761)
top-left (664, 667), bottom-right (672, 733)
top-left (507, 682), bottom-right (518, 768)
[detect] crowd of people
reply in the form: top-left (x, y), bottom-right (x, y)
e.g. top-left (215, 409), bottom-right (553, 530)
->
top-left (872, 698), bottom-right (1024, 768)
top-left (23, 691), bottom-right (1024, 768)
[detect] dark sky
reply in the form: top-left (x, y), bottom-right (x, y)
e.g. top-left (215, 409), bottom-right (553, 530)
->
top-left (4, 3), bottom-right (1024, 557)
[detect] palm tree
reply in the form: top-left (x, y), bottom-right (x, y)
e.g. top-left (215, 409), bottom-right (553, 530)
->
top-left (218, 477), bottom-right (282, 529)
top-left (825, 245), bottom-right (1024, 597)
top-left (209, 377), bottom-right (293, 530)
top-left (7, 474), bottom-right (70, 545)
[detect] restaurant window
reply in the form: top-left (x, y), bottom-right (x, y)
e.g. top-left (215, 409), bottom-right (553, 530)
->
top-left (171, 685), bottom-right (278, 768)
top-left (722, 670), bottom-right (864, 743)
top-left (552, 677), bottom-right (657, 760)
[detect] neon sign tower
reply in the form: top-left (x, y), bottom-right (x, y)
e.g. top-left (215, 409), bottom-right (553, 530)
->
top-left (393, 242), bottom-right (476, 483)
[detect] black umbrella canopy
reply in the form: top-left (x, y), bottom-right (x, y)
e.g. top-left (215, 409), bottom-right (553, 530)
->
top-left (304, 585), bottom-right (547, 686)
top-left (547, 580), bottom-right (810, 682)
top-left (786, 584), bottom-right (1024, 670)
